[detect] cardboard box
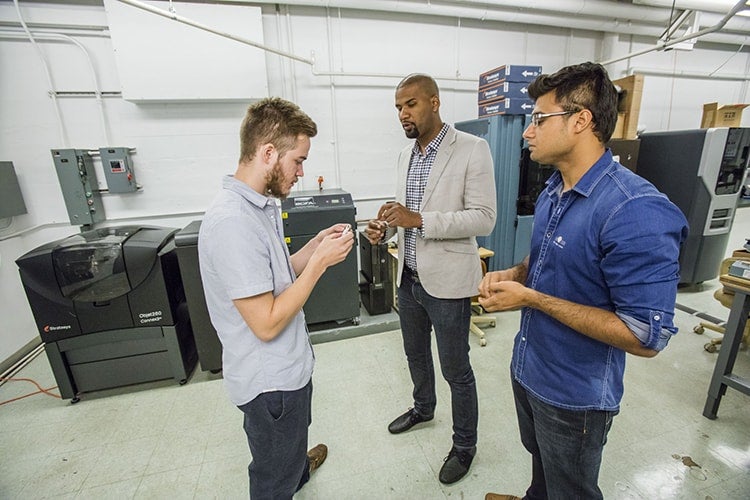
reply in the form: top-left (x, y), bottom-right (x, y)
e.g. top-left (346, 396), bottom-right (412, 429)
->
top-left (478, 98), bottom-right (535, 117)
top-left (610, 113), bottom-right (626, 139)
top-left (701, 102), bottom-right (749, 128)
top-left (479, 65), bottom-right (542, 89)
top-left (478, 81), bottom-right (530, 104)
top-left (612, 74), bottom-right (644, 140)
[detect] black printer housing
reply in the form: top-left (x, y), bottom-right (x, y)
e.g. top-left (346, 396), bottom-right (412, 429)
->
top-left (16, 226), bottom-right (197, 401)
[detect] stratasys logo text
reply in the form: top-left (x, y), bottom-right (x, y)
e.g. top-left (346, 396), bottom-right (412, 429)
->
top-left (43, 324), bottom-right (72, 333)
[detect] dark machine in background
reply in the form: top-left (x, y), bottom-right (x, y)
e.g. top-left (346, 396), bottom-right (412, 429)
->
top-left (281, 189), bottom-right (360, 325)
top-left (517, 147), bottom-right (556, 217)
top-left (16, 226), bottom-right (196, 402)
top-left (359, 234), bottom-right (392, 315)
top-left (608, 139), bottom-right (641, 172)
top-left (637, 127), bottom-right (750, 285)
top-left (174, 220), bottom-right (222, 373)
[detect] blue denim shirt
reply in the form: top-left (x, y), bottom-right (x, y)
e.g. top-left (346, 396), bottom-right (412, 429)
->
top-left (512, 150), bottom-right (688, 411)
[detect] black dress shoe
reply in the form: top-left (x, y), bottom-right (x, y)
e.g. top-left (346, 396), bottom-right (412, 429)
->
top-left (387, 408), bottom-right (433, 434)
top-left (439, 447), bottom-right (475, 484)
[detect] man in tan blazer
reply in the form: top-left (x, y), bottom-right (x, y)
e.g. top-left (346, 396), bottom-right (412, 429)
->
top-left (365, 73), bottom-right (496, 484)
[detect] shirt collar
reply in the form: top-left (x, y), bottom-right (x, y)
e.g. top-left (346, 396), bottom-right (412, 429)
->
top-left (544, 149), bottom-right (615, 198)
top-left (411, 123), bottom-right (450, 156)
top-left (222, 174), bottom-right (276, 209)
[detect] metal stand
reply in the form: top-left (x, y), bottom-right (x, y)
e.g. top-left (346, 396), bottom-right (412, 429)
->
top-left (702, 276), bottom-right (750, 419)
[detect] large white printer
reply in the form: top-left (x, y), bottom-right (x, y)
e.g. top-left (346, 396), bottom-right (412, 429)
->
top-left (16, 225), bottom-right (196, 402)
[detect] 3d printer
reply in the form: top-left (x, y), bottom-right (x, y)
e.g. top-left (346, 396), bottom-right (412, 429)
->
top-left (16, 225), bottom-right (196, 402)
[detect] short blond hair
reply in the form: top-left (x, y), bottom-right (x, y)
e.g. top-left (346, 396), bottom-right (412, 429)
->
top-left (239, 97), bottom-right (317, 163)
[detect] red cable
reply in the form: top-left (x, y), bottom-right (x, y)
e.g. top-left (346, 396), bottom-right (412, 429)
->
top-left (0, 377), bottom-right (61, 405)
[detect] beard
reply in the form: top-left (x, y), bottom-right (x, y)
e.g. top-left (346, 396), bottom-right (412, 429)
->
top-left (265, 160), bottom-right (291, 199)
top-left (403, 123), bottom-right (420, 139)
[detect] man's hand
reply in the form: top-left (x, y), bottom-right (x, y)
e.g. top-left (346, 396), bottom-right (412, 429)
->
top-left (478, 269), bottom-right (516, 298)
top-left (378, 202), bottom-right (421, 229)
top-left (309, 226), bottom-right (355, 270)
top-left (364, 219), bottom-right (388, 245)
top-left (477, 280), bottom-right (530, 312)
top-left (315, 223), bottom-right (349, 244)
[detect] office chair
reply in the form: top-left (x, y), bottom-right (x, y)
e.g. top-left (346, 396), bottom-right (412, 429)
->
top-left (470, 259), bottom-right (496, 347)
top-left (693, 253), bottom-right (750, 353)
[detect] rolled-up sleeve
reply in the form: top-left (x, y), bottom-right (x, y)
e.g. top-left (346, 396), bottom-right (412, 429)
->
top-left (601, 194), bottom-right (688, 351)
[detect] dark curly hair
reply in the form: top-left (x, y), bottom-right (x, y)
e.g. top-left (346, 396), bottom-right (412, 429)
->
top-left (528, 62), bottom-right (618, 143)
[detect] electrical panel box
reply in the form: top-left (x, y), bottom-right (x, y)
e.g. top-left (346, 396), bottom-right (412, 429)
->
top-left (99, 147), bottom-right (137, 193)
top-left (0, 161), bottom-right (28, 218)
top-left (51, 149), bottom-right (105, 226)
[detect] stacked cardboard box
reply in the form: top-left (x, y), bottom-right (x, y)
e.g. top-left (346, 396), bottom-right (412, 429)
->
top-left (701, 102), bottom-right (749, 128)
top-left (477, 64), bottom-right (542, 118)
top-left (611, 74), bottom-right (644, 140)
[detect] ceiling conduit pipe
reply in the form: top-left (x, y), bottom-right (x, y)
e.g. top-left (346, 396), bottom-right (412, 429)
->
top-left (221, 0), bottom-right (750, 45)
top-left (633, 0), bottom-right (748, 15)
top-left (599, 0), bottom-right (749, 65)
top-left (630, 66), bottom-right (750, 80)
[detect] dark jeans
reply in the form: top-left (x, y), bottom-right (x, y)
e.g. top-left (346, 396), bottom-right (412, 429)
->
top-left (397, 269), bottom-right (478, 449)
top-left (512, 377), bottom-right (618, 500)
top-left (238, 380), bottom-right (313, 500)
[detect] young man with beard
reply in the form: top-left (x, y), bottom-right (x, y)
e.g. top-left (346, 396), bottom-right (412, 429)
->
top-left (199, 97), bottom-right (355, 499)
top-left (479, 63), bottom-right (688, 500)
top-left (365, 73), bottom-right (496, 484)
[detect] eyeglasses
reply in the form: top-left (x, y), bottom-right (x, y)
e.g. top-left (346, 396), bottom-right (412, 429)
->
top-left (530, 110), bottom-right (575, 127)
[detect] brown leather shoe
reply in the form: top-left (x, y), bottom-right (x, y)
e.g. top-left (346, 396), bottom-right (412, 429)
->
top-left (307, 443), bottom-right (328, 473)
top-left (485, 494), bottom-right (522, 500)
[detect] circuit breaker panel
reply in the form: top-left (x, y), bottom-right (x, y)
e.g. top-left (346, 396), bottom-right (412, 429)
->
top-left (99, 147), bottom-right (138, 193)
top-left (51, 149), bottom-right (105, 226)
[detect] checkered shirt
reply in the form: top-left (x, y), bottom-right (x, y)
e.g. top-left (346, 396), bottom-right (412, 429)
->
top-left (403, 123), bottom-right (449, 272)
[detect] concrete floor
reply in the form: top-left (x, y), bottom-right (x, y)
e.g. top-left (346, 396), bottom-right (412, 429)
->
top-left (1, 211), bottom-right (748, 499)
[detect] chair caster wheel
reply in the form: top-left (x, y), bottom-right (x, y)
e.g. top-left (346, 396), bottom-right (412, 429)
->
top-left (480, 339), bottom-right (487, 347)
top-left (704, 343), bottom-right (718, 353)
top-left (70, 397), bottom-right (80, 404)
top-left (489, 321), bottom-right (496, 328)
top-left (179, 378), bottom-right (188, 385)
top-left (694, 325), bottom-right (705, 334)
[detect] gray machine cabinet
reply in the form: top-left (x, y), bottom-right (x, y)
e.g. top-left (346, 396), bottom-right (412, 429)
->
top-left (637, 127), bottom-right (750, 285)
top-left (174, 221), bottom-right (223, 373)
top-left (282, 189), bottom-right (360, 325)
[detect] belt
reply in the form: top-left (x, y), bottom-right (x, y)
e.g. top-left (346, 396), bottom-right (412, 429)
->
top-left (403, 266), bottom-right (420, 282)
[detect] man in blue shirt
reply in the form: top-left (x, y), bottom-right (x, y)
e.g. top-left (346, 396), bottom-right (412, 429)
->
top-left (479, 63), bottom-right (688, 500)
top-left (199, 98), bottom-right (355, 499)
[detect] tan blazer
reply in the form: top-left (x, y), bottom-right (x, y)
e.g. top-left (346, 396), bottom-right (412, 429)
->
top-left (395, 126), bottom-right (497, 299)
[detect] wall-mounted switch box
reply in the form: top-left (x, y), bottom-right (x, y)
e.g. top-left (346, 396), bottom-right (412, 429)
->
top-left (0, 161), bottom-right (28, 218)
top-left (99, 147), bottom-right (138, 193)
top-left (51, 149), bottom-right (105, 226)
